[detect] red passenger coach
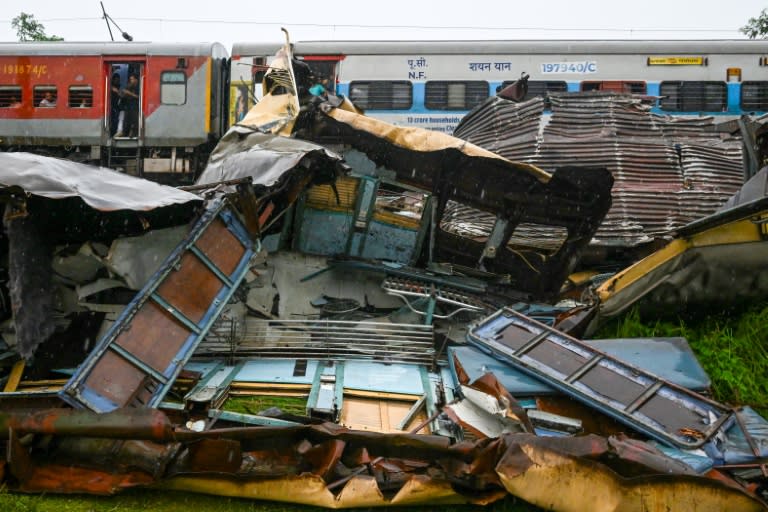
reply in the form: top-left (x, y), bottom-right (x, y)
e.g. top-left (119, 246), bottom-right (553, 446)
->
top-left (0, 42), bottom-right (229, 183)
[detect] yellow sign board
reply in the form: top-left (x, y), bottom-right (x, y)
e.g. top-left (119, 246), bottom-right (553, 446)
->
top-left (647, 56), bottom-right (706, 66)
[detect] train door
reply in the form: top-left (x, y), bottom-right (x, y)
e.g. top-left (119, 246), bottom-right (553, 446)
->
top-left (105, 61), bottom-right (145, 140)
top-left (104, 60), bottom-right (145, 175)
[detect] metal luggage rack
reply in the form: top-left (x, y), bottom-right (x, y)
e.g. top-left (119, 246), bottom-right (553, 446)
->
top-left (198, 318), bottom-right (437, 365)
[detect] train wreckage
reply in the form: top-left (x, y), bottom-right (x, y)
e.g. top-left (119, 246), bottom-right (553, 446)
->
top-left (0, 41), bottom-right (767, 511)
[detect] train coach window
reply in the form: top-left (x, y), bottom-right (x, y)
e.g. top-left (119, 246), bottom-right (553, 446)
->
top-left (659, 81), bottom-right (727, 112)
top-left (497, 80), bottom-right (567, 107)
top-left (161, 71), bottom-right (186, 105)
top-left (0, 85), bottom-right (22, 107)
top-left (34, 85), bottom-right (57, 107)
top-left (741, 81), bottom-right (768, 111)
top-left (68, 86), bottom-right (93, 108)
top-left (425, 81), bottom-right (489, 110)
top-left (349, 81), bottom-right (412, 110)
top-left (581, 81), bottom-right (646, 94)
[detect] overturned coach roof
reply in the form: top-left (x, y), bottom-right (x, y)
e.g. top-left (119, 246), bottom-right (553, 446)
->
top-left (0, 152), bottom-right (202, 211)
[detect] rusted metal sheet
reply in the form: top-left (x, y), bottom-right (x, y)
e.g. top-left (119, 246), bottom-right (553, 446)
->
top-left (0, 408), bottom-right (175, 439)
top-left (2, 408), bottom-right (764, 510)
top-left (467, 308), bottom-right (733, 448)
top-left (60, 199), bottom-right (256, 412)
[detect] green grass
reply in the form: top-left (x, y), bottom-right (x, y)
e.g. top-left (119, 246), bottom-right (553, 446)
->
top-left (224, 395), bottom-right (309, 416)
top-left (0, 488), bottom-right (539, 512)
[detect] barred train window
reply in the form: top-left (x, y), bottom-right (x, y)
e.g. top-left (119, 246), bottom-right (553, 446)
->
top-left (659, 81), bottom-right (727, 112)
top-left (581, 81), bottom-right (646, 94)
top-left (349, 81), bottom-right (412, 110)
top-left (741, 81), bottom-right (768, 111)
top-left (425, 81), bottom-right (489, 110)
top-left (34, 85), bottom-right (57, 107)
top-left (0, 85), bottom-right (22, 107)
top-left (68, 85), bottom-right (92, 108)
top-left (497, 80), bottom-right (567, 107)
top-left (161, 71), bottom-right (186, 105)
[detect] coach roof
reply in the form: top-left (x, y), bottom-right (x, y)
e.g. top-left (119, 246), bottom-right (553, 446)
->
top-left (0, 41), bottom-right (228, 57)
top-left (233, 39), bottom-right (768, 57)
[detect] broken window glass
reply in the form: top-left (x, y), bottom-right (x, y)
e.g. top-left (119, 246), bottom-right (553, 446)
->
top-left (508, 222), bottom-right (569, 255)
top-left (439, 200), bottom-right (495, 241)
top-left (373, 184), bottom-right (427, 229)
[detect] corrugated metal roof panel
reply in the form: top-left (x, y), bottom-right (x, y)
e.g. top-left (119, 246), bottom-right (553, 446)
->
top-left (454, 92), bottom-right (744, 248)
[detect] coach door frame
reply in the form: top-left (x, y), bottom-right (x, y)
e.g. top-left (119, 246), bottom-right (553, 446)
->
top-left (104, 60), bottom-right (145, 141)
top-left (301, 56), bottom-right (343, 94)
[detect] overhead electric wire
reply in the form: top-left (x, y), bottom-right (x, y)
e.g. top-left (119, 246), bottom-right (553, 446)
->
top-left (0, 16), bottom-right (746, 34)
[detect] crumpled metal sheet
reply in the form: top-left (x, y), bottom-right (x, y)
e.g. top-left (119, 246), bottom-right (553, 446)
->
top-left (454, 93), bottom-right (744, 248)
top-left (596, 193), bottom-right (768, 319)
top-left (102, 225), bottom-right (190, 290)
top-left (495, 434), bottom-right (766, 512)
top-left (238, 92), bottom-right (298, 136)
top-left (596, 157), bottom-right (768, 319)
top-left (317, 102), bottom-right (551, 182)
top-left (719, 166), bottom-right (768, 211)
top-left (196, 131), bottom-right (346, 188)
top-left (0, 152), bottom-right (201, 211)
top-left (4, 205), bottom-right (56, 359)
top-left (1, 408), bottom-right (764, 511)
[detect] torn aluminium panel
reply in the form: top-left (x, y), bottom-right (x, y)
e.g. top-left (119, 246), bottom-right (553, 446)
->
top-left (0, 152), bottom-right (202, 211)
top-left (467, 308), bottom-right (733, 449)
top-left (196, 131), bottom-right (347, 191)
top-left (60, 199), bottom-right (256, 412)
top-left (595, 166), bottom-right (768, 320)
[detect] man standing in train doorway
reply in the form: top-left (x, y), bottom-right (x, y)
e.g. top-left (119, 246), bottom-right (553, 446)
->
top-left (121, 74), bottom-right (140, 138)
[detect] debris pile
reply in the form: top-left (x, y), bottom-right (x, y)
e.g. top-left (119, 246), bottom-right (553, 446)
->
top-left (0, 40), bottom-right (766, 512)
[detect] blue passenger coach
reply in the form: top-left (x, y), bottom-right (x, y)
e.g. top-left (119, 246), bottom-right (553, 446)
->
top-left (232, 40), bottom-right (768, 133)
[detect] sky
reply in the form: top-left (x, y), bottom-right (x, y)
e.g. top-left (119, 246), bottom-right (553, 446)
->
top-left (0, 0), bottom-right (766, 51)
